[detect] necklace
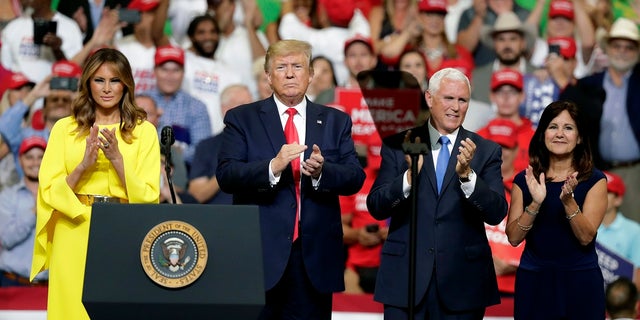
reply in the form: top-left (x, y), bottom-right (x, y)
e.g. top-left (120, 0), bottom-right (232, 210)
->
top-left (423, 46), bottom-right (444, 60)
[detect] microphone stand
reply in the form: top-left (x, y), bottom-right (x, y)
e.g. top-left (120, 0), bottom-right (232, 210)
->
top-left (164, 145), bottom-right (177, 204)
top-left (402, 141), bottom-right (428, 320)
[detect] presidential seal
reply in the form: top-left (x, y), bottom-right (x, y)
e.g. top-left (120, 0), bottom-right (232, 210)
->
top-left (140, 220), bottom-right (208, 288)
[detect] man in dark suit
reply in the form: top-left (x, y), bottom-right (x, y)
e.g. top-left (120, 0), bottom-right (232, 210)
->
top-left (217, 39), bottom-right (365, 320)
top-left (563, 17), bottom-right (640, 222)
top-left (367, 68), bottom-right (508, 319)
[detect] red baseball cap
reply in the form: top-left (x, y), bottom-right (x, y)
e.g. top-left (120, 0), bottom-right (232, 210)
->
top-left (52, 60), bottom-right (82, 78)
top-left (418, 0), bottom-right (447, 14)
top-left (548, 37), bottom-right (577, 59)
top-left (7, 72), bottom-right (34, 90)
top-left (603, 171), bottom-right (625, 196)
top-left (490, 69), bottom-right (523, 91)
top-left (154, 45), bottom-right (185, 67)
top-left (480, 119), bottom-right (518, 149)
top-left (319, 0), bottom-right (356, 28)
top-left (549, 0), bottom-right (574, 20)
top-left (344, 35), bottom-right (374, 55)
top-left (18, 136), bottom-right (47, 156)
top-left (128, 0), bottom-right (160, 12)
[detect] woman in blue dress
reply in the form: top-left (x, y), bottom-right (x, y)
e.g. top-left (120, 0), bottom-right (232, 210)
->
top-left (506, 100), bottom-right (608, 319)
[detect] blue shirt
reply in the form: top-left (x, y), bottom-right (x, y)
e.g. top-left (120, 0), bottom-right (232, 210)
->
top-left (0, 100), bottom-right (49, 178)
top-left (600, 70), bottom-right (640, 162)
top-left (189, 134), bottom-right (233, 205)
top-left (521, 73), bottom-right (561, 128)
top-left (597, 213), bottom-right (640, 266)
top-left (146, 89), bottom-right (212, 163)
top-left (0, 180), bottom-right (47, 280)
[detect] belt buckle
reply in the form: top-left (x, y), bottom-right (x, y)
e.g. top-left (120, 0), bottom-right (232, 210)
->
top-left (92, 195), bottom-right (112, 203)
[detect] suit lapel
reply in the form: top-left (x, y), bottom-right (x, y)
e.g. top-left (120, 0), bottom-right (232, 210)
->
top-left (259, 98), bottom-right (287, 155)
top-left (412, 125), bottom-right (439, 194)
top-left (304, 101), bottom-right (325, 159)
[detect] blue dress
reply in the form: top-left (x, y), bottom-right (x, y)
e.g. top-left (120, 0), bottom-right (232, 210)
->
top-left (513, 169), bottom-right (606, 320)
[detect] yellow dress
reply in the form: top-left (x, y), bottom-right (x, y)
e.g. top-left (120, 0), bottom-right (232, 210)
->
top-left (31, 117), bottom-right (160, 320)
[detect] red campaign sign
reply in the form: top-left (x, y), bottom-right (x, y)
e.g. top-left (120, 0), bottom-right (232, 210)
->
top-left (360, 88), bottom-right (421, 139)
top-left (335, 88), bottom-right (377, 145)
top-left (486, 217), bottom-right (525, 266)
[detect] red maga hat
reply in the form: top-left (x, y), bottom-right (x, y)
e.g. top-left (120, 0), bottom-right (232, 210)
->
top-left (154, 45), bottom-right (185, 67)
top-left (490, 69), bottom-right (523, 91)
top-left (480, 119), bottom-right (518, 149)
top-left (7, 72), bottom-right (34, 90)
top-left (19, 136), bottom-right (47, 156)
top-left (127, 0), bottom-right (160, 12)
top-left (418, 0), bottom-right (447, 14)
top-left (52, 60), bottom-right (82, 78)
top-left (603, 171), bottom-right (626, 197)
top-left (548, 37), bottom-right (577, 59)
top-left (344, 35), bottom-right (374, 55)
top-left (549, 0), bottom-right (574, 20)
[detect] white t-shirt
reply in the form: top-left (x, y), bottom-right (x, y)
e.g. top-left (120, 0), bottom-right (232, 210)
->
top-left (182, 50), bottom-right (242, 135)
top-left (115, 35), bottom-right (157, 93)
top-left (215, 26), bottom-right (268, 100)
top-left (278, 10), bottom-right (371, 86)
top-left (529, 37), bottom-right (595, 78)
top-left (1, 13), bottom-right (83, 82)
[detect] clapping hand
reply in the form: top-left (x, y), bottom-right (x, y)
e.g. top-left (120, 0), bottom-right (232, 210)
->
top-left (455, 138), bottom-right (476, 176)
top-left (560, 172), bottom-right (578, 203)
top-left (525, 165), bottom-right (546, 205)
top-left (302, 144), bottom-right (323, 179)
top-left (272, 142), bottom-right (307, 176)
top-left (98, 127), bottom-right (122, 162)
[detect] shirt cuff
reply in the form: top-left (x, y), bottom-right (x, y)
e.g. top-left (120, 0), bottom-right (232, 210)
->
top-left (460, 170), bottom-right (476, 198)
top-left (402, 170), bottom-right (411, 198)
top-left (269, 159), bottom-right (280, 186)
top-left (312, 173), bottom-right (321, 190)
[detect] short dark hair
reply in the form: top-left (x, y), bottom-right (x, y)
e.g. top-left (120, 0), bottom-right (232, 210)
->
top-left (605, 277), bottom-right (638, 318)
top-left (187, 15), bottom-right (219, 38)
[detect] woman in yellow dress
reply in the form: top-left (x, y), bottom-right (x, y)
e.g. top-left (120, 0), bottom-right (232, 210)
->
top-left (30, 48), bottom-right (160, 319)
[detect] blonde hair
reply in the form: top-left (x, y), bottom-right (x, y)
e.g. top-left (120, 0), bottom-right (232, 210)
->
top-left (264, 40), bottom-right (313, 73)
top-left (73, 48), bottom-right (146, 143)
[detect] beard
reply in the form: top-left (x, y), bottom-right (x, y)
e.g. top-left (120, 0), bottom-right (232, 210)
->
top-left (25, 174), bottom-right (39, 182)
top-left (191, 40), bottom-right (218, 59)
top-left (498, 51), bottom-right (521, 66)
top-left (608, 56), bottom-right (638, 73)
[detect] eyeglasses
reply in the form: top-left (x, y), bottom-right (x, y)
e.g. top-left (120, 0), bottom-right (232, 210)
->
top-left (608, 42), bottom-right (639, 52)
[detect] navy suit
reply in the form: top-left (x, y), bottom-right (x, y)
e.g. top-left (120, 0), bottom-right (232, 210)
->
top-left (566, 63), bottom-right (640, 169)
top-left (367, 124), bottom-right (507, 313)
top-left (217, 97), bottom-right (365, 295)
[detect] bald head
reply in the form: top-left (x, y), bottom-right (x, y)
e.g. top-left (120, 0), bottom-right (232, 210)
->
top-left (220, 85), bottom-right (252, 116)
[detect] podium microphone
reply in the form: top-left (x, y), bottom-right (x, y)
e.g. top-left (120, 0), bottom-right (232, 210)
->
top-left (160, 126), bottom-right (177, 204)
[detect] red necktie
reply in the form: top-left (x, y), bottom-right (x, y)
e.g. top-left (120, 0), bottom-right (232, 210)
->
top-left (284, 108), bottom-right (300, 241)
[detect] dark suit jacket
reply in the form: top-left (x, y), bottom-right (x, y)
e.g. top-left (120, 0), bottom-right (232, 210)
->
top-left (366, 124), bottom-right (507, 311)
top-left (566, 63), bottom-right (640, 169)
top-left (217, 97), bottom-right (365, 293)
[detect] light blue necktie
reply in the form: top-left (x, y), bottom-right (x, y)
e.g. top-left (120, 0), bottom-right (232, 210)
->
top-left (436, 136), bottom-right (450, 193)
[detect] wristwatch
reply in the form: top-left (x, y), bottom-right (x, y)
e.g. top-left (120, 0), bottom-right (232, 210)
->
top-left (459, 170), bottom-right (475, 183)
